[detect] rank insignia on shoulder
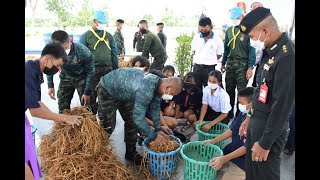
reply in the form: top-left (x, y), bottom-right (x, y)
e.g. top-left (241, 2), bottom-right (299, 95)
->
top-left (268, 57), bottom-right (274, 65)
top-left (282, 45), bottom-right (287, 53)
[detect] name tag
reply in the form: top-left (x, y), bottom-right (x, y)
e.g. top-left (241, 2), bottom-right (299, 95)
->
top-left (258, 83), bottom-right (268, 103)
top-left (263, 64), bottom-right (270, 71)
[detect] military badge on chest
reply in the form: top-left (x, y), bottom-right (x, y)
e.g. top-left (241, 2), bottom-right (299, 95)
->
top-left (263, 57), bottom-right (274, 71)
top-left (73, 56), bottom-right (80, 63)
top-left (240, 34), bottom-right (244, 41)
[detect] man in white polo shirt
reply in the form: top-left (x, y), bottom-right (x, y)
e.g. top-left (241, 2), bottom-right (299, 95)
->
top-left (191, 17), bottom-right (224, 90)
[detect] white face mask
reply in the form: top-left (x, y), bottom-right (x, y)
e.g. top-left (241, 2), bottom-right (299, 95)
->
top-left (250, 29), bottom-right (266, 51)
top-left (162, 88), bottom-right (173, 101)
top-left (208, 82), bottom-right (219, 90)
top-left (133, 67), bottom-right (145, 71)
top-left (238, 103), bottom-right (250, 114)
top-left (231, 19), bottom-right (241, 26)
top-left (97, 23), bottom-right (106, 30)
top-left (65, 49), bottom-right (70, 55)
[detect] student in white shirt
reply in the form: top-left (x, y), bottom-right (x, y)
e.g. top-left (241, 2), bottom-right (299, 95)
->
top-left (195, 70), bottom-right (232, 131)
top-left (191, 17), bottom-right (224, 90)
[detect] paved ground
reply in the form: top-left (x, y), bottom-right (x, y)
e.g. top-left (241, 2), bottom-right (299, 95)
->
top-left (27, 67), bottom-right (295, 180)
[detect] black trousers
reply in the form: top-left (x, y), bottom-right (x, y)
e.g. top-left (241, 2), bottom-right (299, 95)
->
top-left (203, 107), bottom-right (229, 125)
top-left (245, 109), bottom-right (289, 180)
top-left (193, 64), bottom-right (216, 90)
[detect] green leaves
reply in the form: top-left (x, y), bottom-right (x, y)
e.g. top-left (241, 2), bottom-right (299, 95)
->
top-left (174, 33), bottom-right (194, 77)
top-left (45, 0), bottom-right (73, 28)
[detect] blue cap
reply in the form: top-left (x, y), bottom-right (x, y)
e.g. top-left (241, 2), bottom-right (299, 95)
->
top-left (93, 10), bottom-right (108, 24)
top-left (230, 7), bottom-right (244, 20)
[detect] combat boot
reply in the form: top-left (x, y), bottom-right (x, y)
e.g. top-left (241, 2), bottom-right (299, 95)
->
top-left (125, 144), bottom-right (144, 165)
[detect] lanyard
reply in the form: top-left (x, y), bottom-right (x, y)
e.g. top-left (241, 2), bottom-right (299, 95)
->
top-left (90, 27), bottom-right (111, 50)
top-left (227, 26), bottom-right (241, 49)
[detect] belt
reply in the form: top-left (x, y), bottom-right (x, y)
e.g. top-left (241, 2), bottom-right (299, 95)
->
top-left (194, 64), bottom-right (216, 68)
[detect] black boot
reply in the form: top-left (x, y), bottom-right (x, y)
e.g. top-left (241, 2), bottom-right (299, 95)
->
top-left (125, 144), bottom-right (143, 165)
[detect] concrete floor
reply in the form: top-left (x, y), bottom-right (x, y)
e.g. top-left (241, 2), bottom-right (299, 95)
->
top-left (30, 72), bottom-right (295, 180)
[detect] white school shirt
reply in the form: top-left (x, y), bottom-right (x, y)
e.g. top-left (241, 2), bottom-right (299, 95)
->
top-left (202, 86), bottom-right (231, 113)
top-left (191, 32), bottom-right (224, 65)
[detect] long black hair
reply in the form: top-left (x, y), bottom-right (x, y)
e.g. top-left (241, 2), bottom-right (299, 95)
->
top-left (208, 70), bottom-right (224, 89)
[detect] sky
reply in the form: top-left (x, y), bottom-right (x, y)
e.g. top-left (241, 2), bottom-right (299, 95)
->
top-left (25, 0), bottom-right (295, 28)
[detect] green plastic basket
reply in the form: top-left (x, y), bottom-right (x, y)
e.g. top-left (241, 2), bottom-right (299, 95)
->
top-left (180, 141), bottom-right (223, 180)
top-left (196, 122), bottom-right (229, 149)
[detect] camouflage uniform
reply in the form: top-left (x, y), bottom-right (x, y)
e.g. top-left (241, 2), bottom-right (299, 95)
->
top-left (47, 42), bottom-right (95, 114)
top-left (142, 30), bottom-right (168, 70)
top-left (79, 27), bottom-right (118, 114)
top-left (113, 28), bottom-right (125, 56)
top-left (97, 68), bottom-right (162, 142)
top-left (222, 25), bottom-right (256, 118)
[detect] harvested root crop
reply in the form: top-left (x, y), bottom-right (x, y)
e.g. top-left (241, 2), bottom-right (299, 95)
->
top-left (148, 140), bottom-right (180, 153)
top-left (38, 106), bottom-right (148, 180)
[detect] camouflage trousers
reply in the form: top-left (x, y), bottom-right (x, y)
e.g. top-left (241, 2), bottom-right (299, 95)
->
top-left (150, 55), bottom-right (167, 70)
top-left (225, 58), bottom-right (249, 118)
top-left (57, 73), bottom-right (86, 114)
top-left (96, 82), bottom-right (138, 145)
top-left (89, 66), bottom-right (113, 115)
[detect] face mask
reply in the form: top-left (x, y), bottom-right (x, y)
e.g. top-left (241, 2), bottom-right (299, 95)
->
top-left (133, 67), bottom-right (145, 71)
top-left (208, 82), bottom-right (219, 90)
top-left (238, 103), bottom-right (249, 114)
top-left (162, 88), bottom-right (173, 101)
top-left (231, 19), bottom-right (241, 26)
top-left (43, 59), bottom-right (59, 75)
top-left (201, 30), bottom-right (211, 37)
top-left (97, 23), bottom-right (106, 30)
top-left (140, 28), bottom-right (147, 34)
top-left (184, 82), bottom-right (195, 91)
top-left (65, 49), bottom-right (70, 55)
top-left (250, 29), bottom-right (266, 51)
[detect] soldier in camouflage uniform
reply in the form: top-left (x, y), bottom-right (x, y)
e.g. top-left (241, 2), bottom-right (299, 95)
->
top-left (96, 68), bottom-right (183, 164)
top-left (79, 10), bottom-right (118, 114)
top-left (47, 30), bottom-right (95, 114)
top-left (113, 19), bottom-right (125, 56)
top-left (221, 7), bottom-right (256, 119)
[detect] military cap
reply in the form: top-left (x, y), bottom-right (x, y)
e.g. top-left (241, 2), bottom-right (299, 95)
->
top-left (240, 7), bottom-right (271, 35)
top-left (117, 19), bottom-right (124, 23)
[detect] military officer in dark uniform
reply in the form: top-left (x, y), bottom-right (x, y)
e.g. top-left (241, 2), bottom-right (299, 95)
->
top-left (239, 7), bottom-right (295, 180)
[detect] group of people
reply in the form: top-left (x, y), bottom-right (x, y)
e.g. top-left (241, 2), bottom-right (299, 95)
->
top-left (115, 18), bottom-right (168, 71)
top-left (25, 5), bottom-right (295, 180)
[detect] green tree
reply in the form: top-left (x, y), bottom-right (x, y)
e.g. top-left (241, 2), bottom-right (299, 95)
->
top-left (28, 0), bottom-right (39, 36)
top-left (45, 0), bottom-right (73, 29)
top-left (161, 8), bottom-right (180, 27)
top-left (142, 14), bottom-right (154, 25)
top-left (174, 33), bottom-right (194, 77)
top-left (78, 0), bottom-right (94, 27)
top-left (68, 0), bottom-right (94, 27)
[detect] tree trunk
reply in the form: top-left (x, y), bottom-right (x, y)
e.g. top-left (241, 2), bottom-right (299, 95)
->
top-left (31, 13), bottom-right (35, 37)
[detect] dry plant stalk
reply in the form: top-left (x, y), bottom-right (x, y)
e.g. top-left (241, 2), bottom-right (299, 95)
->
top-left (38, 106), bottom-right (148, 180)
top-left (148, 140), bottom-right (180, 153)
